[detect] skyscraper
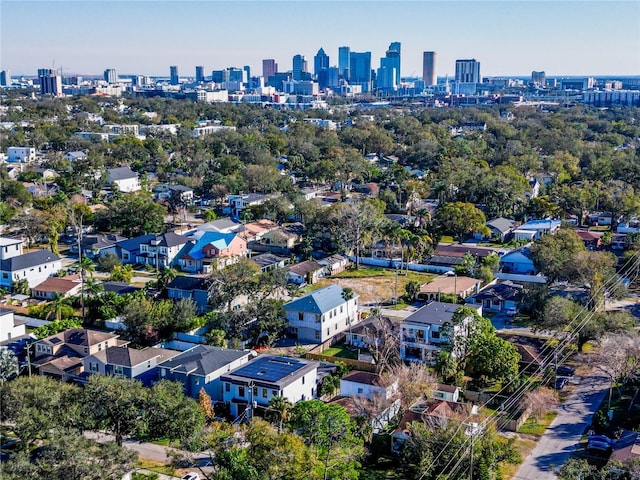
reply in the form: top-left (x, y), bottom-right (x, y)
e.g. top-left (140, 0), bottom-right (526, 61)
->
top-left (422, 52), bottom-right (437, 86)
top-left (455, 59), bottom-right (480, 83)
top-left (314, 48), bottom-right (329, 77)
top-left (385, 41), bottom-right (401, 85)
top-left (338, 46), bottom-right (350, 79)
top-left (531, 71), bottom-right (546, 86)
top-left (262, 59), bottom-right (277, 82)
top-left (0, 70), bottom-right (10, 87)
top-left (195, 65), bottom-right (205, 83)
top-left (243, 65), bottom-right (251, 84)
top-left (103, 68), bottom-right (117, 83)
top-left (349, 51), bottom-right (372, 93)
top-left (37, 68), bottom-right (62, 96)
top-left (292, 54), bottom-right (308, 81)
top-left (170, 65), bottom-right (179, 85)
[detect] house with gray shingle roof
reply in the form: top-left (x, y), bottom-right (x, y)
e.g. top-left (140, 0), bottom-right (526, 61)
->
top-left (283, 284), bottom-right (359, 343)
top-left (157, 345), bottom-right (256, 400)
top-left (107, 166), bottom-right (140, 193)
top-left (484, 217), bottom-right (518, 241)
top-left (0, 247), bottom-right (62, 290)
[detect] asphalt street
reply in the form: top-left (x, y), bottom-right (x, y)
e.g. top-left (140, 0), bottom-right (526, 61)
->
top-left (513, 373), bottom-right (610, 480)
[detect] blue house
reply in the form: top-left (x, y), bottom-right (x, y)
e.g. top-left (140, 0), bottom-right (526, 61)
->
top-left (156, 345), bottom-right (256, 400)
top-left (115, 234), bottom-right (155, 264)
top-left (499, 248), bottom-right (536, 275)
top-left (166, 276), bottom-right (209, 312)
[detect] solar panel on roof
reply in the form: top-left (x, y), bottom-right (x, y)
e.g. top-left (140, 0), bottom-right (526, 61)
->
top-left (232, 357), bottom-right (304, 383)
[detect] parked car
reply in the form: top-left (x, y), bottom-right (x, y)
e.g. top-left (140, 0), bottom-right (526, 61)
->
top-left (181, 473), bottom-right (200, 480)
top-left (506, 307), bottom-right (518, 317)
top-left (587, 435), bottom-right (614, 452)
top-left (557, 365), bottom-right (576, 377)
top-left (554, 377), bottom-right (569, 390)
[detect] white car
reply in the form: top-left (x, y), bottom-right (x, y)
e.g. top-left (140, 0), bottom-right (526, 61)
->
top-left (181, 473), bottom-right (200, 480)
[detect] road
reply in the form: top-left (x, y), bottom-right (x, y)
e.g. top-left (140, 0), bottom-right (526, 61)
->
top-left (514, 373), bottom-right (610, 480)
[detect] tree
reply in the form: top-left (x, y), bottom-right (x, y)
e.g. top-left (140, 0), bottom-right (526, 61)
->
top-left (97, 252), bottom-right (122, 272)
top-left (198, 388), bottom-right (216, 425)
top-left (588, 334), bottom-right (640, 401)
top-left (529, 228), bottom-right (586, 282)
top-left (404, 280), bottom-right (421, 303)
top-left (33, 318), bottom-right (82, 338)
top-left (522, 387), bottom-right (559, 425)
top-left (109, 264), bottom-right (133, 283)
top-left (266, 395), bottom-right (294, 432)
top-left (360, 314), bottom-right (399, 374)
top-left (389, 362), bottom-right (437, 413)
top-left (11, 278), bottom-right (30, 295)
top-left (0, 349), bottom-right (19, 383)
top-left (94, 191), bottom-right (166, 237)
top-left (435, 201), bottom-right (489, 243)
top-left (82, 375), bottom-right (147, 446)
top-left (79, 255), bottom-right (95, 323)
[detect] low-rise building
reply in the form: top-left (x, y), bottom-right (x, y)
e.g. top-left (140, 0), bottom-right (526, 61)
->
top-left (221, 355), bottom-right (320, 419)
top-left (0, 307), bottom-right (26, 343)
top-left (287, 259), bottom-right (324, 285)
top-left (284, 284), bottom-right (359, 343)
top-left (179, 231), bottom-right (247, 273)
top-left (107, 166), bottom-right (140, 193)
top-left (136, 232), bottom-right (190, 269)
top-left (31, 275), bottom-right (82, 300)
top-left (0, 249), bottom-right (62, 290)
top-left (166, 275), bottom-right (209, 312)
top-left (499, 248), bottom-right (536, 275)
top-left (417, 275), bottom-right (482, 302)
top-left (467, 281), bottom-right (523, 313)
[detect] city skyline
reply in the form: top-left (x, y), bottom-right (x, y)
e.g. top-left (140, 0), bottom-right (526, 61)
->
top-left (1, 1), bottom-right (639, 78)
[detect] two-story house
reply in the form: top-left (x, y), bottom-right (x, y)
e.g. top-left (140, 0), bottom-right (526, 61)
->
top-left (283, 284), bottom-right (359, 343)
top-left (399, 302), bottom-right (482, 363)
top-left (221, 355), bottom-right (320, 420)
top-left (157, 345), bottom-right (255, 400)
top-left (0, 236), bottom-right (61, 290)
top-left (166, 276), bottom-right (210, 312)
top-left (83, 346), bottom-right (180, 386)
top-left (106, 166), bottom-right (140, 193)
top-left (178, 232), bottom-right (247, 273)
top-left (32, 329), bottom-right (126, 381)
top-left (114, 234), bottom-right (155, 264)
top-left (135, 232), bottom-right (190, 269)
top-left (0, 307), bottom-right (26, 343)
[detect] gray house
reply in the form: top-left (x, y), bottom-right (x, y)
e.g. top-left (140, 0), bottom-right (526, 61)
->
top-left (166, 276), bottom-right (210, 312)
top-left (156, 345), bottom-right (256, 400)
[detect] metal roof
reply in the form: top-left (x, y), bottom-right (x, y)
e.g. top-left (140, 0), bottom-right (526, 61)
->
top-left (284, 284), bottom-right (357, 315)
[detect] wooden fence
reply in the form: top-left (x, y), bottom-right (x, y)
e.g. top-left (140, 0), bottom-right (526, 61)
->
top-left (305, 352), bottom-right (379, 373)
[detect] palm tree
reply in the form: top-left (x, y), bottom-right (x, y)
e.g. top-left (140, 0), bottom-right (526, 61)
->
top-left (45, 293), bottom-right (71, 322)
top-left (267, 395), bottom-right (293, 432)
top-left (156, 267), bottom-right (177, 292)
top-left (342, 287), bottom-right (355, 344)
top-left (79, 255), bottom-right (95, 324)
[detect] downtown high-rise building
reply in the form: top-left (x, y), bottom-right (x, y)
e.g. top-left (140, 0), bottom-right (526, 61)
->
top-left (384, 41), bottom-right (401, 85)
top-left (455, 59), bottom-right (480, 83)
top-left (338, 46), bottom-right (350, 79)
top-left (195, 65), bottom-right (205, 82)
top-left (292, 54), bottom-right (308, 81)
top-left (0, 70), bottom-right (11, 87)
top-left (103, 68), bottom-right (117, 83)
top-left (422, 51), bottom-right (437, 86)
top-left (262, 59), bottom-right (277, 82)
top-left (170, 65), bottom-right (179, 85)
top-left (314, 48), bottom-right (329, 77)
top-left (37, 68), bottom-right (62, 96)
top-left (349, 51), bottom-right (372, 93)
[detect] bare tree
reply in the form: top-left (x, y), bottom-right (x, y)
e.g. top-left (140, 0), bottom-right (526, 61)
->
top-left (389, 363), bottom-right (438, 413)
top-left (522, 387), bottom-right (559, 424)
top-left (359, 313), bottom-right (400, 374)
top-left (589, 334), bottom-right (640, 399)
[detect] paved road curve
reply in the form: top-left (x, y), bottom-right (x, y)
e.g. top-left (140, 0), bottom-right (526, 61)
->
top-left (514, 374), bottom-right (610, 480)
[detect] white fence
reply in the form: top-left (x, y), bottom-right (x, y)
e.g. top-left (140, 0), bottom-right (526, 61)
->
top-left (15, 315), bottom-right (51, 328)
top-left (348, 256), bottom-right (436, 272)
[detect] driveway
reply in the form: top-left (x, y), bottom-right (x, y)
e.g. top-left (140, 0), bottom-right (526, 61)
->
top-left (514, 373), bottom-right (610, 479)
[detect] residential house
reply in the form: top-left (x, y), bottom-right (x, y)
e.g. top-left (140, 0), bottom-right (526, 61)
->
top-left (467, 281), bottom-right (523, 313)
top-left (7, 147), bottom-right (36, 163)
top-left (499, 248), bottom-right (536, 275)
top-left (417, 275), bottom-right (482, 302)
top-left (221, 355), bottom-right (320, 419)
top-left (114, 234), bottom-right (155, 264)
top-left (0, 307), bottom-right (26, 343)
top-left (107, 167), bottom-right (140, 193)
top-left (70, 233), bottom-right (126, 259)
top-left (64, 151), bottom-right (87, 162)
top-left (427, 244), bottom-right (500, 270)
top-left (484, 217), bottom-right (518, 241)
top-left (83, 346), bottom-right (180, 386)
top-left (345, 316), bottom-right (397, 349)
top-left (575, 230), bottom-right (602, 250)
top-left (31, 275), bottom-right (82, 300)
top-left (399, 301), bottom-right (482, 363)
top-left (158, 345), bottom-right (256, 400)
top-left (527, 179), bottom-right (541, 199)
top-left (498, 333), bottom-right (546, 373)
top-left (0, 248), bottom-right (62, 290)
top-left (258, 223), bottom-right (303, 252)
top-left (102, 281), bottom-right (141, 295)
top-left (168, 185), bottom-right (194, 204)
top-left (250, 253), bottom-right (287, 272)
top-left (166, 276), bottom-right (210, 312)
top-left (432, 384), bottom-right (461, 403)
top-left (512, 219), bottom-right (561, 240)
top-left (179, 231), bottom-right (247, 273)
top-left (136, 232), bottom-right (190, 269)
top-left (32, 329), bottom-right (126, 381)
top-left (287, 260), bottom-right (324, 285)
top-left (238, 219), bottom-right (279, 243)
top-left (228, 193), bottom-right (274, 218)
top-left (318, 254), bottom-right (351, 276)
top-left (0, 236), bottom-right (23, 260)
top-left (283, 284), bottom-right (359, 343)
top-left (187, 218), bottom-right (242, 235)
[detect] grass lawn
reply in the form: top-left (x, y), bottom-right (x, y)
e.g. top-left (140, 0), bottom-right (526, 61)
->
top-left (135, 459), bottom-right (176, 477)
top-left (439, 235), bottom-right (455, 244)
top-left (517, 411), bottom-right (557, 436)
top-left (322, 345), bottom-right (359, 359)
top-left (500, 437), bottom-right (537, 479)
top-left (335, 267), bottom-right (394, 278)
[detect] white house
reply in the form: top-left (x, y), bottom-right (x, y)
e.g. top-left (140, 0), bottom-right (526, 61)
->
top-left (340, 371), bottom-right (397, 401)
top-left (221, 355), bottom-right (320, 419)
top-left (514, 219), bottom-right (561, 240)
top-left (499, 247), bottom-right (536, 275)
top-left (0, 238), bottom-right (61, 290)
top-left (168, 185), bottom-right (194, 204)
top-left (399, 301), bottom-right (482, 363)
top-left (0, 307), bottom-right (26, 343)
top-left (283, 284), bottom-right (359, 343)
top-left (7, 147), bottom-right (36, 163)
top-left (107, 167), bottom-right (140, 193)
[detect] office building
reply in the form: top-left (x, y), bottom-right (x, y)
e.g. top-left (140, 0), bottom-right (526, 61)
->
top-left (292, 54), bottom-right (308, 81)
top-left (262, 59), bottom-right (277, 82)
top-left (318, 66), bottom-right (339, 90)
top-left (103, 69), bottom-right (117, 84)
top-left (349, 51), bottom-right (372, 93)
top-left (338, 46), bottom-right (350, 79)
top-left (385, 41), bottom-right (401, 85)
top-left (455, 59), bottom-right (480, 83)
top-left (211, 70), bottom-right (228, 83)
top-left (531, 71), bottom-right (546, 86)
top-left (195, 65), bottom-right (205, 83)
top-left (0, 70), bottom-right (10, 87)
top-left (227, 67), bottom-right (244, 83)
top-left (38, 68), bottom-right (62, 96)
top-left (314, 48), bottom-right (329, 77)
top-left (422, 51), bottom-right (437, 86)
top-left (170, 65), bottom-right (179, 85)
top-left (243, 65), bottom-right (251, 85)
top-left (376, 65), bottom-right (397, 92)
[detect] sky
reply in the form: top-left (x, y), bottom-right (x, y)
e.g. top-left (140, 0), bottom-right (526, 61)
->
top-left (1, 0), bottom-right (639, 78)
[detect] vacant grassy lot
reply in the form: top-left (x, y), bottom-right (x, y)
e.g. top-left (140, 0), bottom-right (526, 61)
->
top-left (322, 345), bottom-right (359, 359)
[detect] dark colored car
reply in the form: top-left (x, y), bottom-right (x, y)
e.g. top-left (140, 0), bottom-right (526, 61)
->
top-left (557, 365), bottom-right (576, 377)
top-left (587, 435), bottom-right (614, 452)
top-left (554, 377), bottom-right (569, 390)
